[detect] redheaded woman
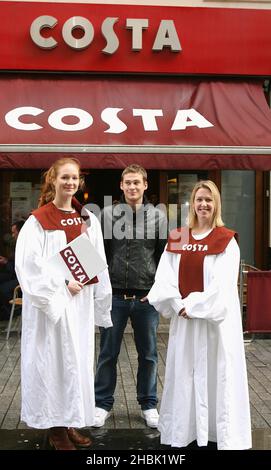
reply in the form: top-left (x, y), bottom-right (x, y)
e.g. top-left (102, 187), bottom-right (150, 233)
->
top-left (15, 158), bottom-right (112, 450)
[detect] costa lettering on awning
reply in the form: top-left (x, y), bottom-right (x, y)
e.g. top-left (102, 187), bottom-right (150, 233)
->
top-left (0, 76), bottom-right (271, 170)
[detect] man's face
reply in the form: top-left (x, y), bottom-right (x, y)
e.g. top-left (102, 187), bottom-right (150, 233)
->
top-left (11, 225), bottom-right (19, 240)
top-left (120, 172), bottom-right (148, 206)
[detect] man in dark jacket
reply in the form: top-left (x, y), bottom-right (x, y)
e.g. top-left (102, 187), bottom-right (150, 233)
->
top-left (94, 164), bottom-right (168, 428)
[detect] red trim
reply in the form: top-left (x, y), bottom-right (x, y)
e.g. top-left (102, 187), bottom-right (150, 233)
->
top-left (1, 152), bottom-right (271, 171)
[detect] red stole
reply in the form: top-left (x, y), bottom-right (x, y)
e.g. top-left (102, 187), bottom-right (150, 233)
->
top-left (32, 199), bottom-right (98, 285)
top-left (167, 226), bottom-right (237, 298)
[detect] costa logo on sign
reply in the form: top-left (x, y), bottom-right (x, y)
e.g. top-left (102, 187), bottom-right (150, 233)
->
top-left (5, 107), bottom-right (214, 133)
top-left (30, 15), bottom-right (182, 53)
top-left (60, 247), bottom-right (90, 284)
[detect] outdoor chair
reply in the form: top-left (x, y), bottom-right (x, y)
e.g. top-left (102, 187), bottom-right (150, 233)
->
top-left (6, 284), bottom-right (22, 340)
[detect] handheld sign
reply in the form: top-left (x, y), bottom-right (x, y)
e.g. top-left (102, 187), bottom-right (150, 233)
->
top-left (48, 233), bottom-right (107, 283)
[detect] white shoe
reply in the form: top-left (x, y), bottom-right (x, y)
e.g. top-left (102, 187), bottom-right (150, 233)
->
top-left (93, 407), bottom-right (111, 427)
top-left (142, 408), bottom-right (159, 428)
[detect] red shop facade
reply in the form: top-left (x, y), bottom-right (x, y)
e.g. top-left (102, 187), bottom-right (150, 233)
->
top-left (0, 1), bottom-right (271, 268)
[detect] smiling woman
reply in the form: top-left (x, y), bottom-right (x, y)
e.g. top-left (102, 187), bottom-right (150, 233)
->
top-left (147, 179), bottom-right (252, 450)
top-left (38, 158), bottom-right (83, 208)
top-left (14, 156), bottom-right (112, 450)
top-left (189, 180), bottom-right (223, 232)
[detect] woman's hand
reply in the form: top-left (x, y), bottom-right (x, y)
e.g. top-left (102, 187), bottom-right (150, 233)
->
top-left (178, 307), bottom-right (190, 320)
top-left (140, 296), bottom-right (149, 303)
top-left (66, 280), bottom-right (84, 296)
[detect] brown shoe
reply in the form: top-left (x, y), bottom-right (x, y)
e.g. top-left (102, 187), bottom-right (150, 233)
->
top-left (67, 427), bottom-right (93, 448)
top-left (49, 427), bottom-right (77, 450)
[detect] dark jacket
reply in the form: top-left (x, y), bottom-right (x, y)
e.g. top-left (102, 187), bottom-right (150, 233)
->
top-left (100, 197), bottom-right (168, 291)
top-left (0, 258), bottom-right (16, 284)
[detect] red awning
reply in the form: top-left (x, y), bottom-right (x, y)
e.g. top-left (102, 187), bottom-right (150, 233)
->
top-left (0, 75), bottom-right (271, 169)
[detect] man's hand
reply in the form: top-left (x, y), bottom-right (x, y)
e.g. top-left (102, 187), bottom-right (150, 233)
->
top-left (140, 296), bottom-right (149, 303)
top-left (66, 280), bottom-right (84, 296)
top-left (0, 256), bottom-right (8, 266)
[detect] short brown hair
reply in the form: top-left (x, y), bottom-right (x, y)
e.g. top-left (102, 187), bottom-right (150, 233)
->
top-left (121, 164), bottom-right (147, 182)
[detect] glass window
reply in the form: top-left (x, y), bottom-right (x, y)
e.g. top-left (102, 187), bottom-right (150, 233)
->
top-left (221, 170), bottom-right (255, 265)
top-left (167, 170), bottom-right (208, 229)
top-left (0, 170), bottom-right (42, 257)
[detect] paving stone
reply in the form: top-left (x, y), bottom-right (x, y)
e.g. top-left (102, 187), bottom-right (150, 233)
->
top-left (1, 321), bottom-right (271, 433)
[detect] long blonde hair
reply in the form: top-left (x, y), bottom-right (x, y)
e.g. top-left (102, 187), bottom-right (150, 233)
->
top-left (188, 180), bottom-right (224, 229)
top-left (38, 157), bottom-right (83, 207)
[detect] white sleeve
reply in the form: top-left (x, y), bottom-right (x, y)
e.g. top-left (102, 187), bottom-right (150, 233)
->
top-left (15, 216), bottom-right (71, 324)
top-left (86, 212), bottom-right (112, 328)
top-left (147, 247), bottom-right (184, 318)
top-left (183, 238), bottom-right (240, 323)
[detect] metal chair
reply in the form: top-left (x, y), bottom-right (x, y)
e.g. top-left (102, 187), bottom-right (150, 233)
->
top-left (6, 285), bottom-right (22, 340)
top-left (239, 260), bottom-right (260, 311)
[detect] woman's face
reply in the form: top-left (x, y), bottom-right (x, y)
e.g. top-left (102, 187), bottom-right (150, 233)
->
top-left (53, 163), bottom-right (80, 199)
top-left (193, 187), bottom-right (215, 225)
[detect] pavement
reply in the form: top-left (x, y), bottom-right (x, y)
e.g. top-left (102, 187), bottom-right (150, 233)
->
top-left (0, 317), bottom-right (271, 451)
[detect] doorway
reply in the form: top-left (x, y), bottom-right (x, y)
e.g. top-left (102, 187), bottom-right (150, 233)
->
top-left (84, 169), bottom-right (160, 209)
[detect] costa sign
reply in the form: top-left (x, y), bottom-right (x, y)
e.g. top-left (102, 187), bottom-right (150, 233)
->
top-left (60, 246), bottom-right (90, 284)
top-left (5, 106), bottom-right (213, 133)
top-left (0, 2), bottom-right (270, 74)
top-left (30, 16), bottom-right (181, 53)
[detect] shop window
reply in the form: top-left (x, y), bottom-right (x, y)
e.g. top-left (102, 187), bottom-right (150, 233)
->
top-left (221, 170), bottom-right (255, 265)
top-left (0, 170), bottom-right (42, 256)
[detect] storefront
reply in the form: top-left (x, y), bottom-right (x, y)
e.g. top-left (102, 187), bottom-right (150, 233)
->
top-left (0, 1), bottom-right (271, 267)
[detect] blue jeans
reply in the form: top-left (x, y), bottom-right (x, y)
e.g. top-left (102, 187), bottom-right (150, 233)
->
top-left (95, 295), bottom-right (159, 411)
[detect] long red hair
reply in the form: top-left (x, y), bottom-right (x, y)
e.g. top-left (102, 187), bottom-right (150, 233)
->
top-left (38, 157), bottom-right (83, 207)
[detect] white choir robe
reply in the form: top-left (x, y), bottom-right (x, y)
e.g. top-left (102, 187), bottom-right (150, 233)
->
top-left (15, 211), bottom-right (112, 429)
top-left (148, 237), bottom-right (252, 450)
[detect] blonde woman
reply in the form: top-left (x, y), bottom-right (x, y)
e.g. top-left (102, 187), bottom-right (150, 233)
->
top-left (15, 158), bottom-right (112, 450)
top-left (147, 180), bottom-right (251, 450)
